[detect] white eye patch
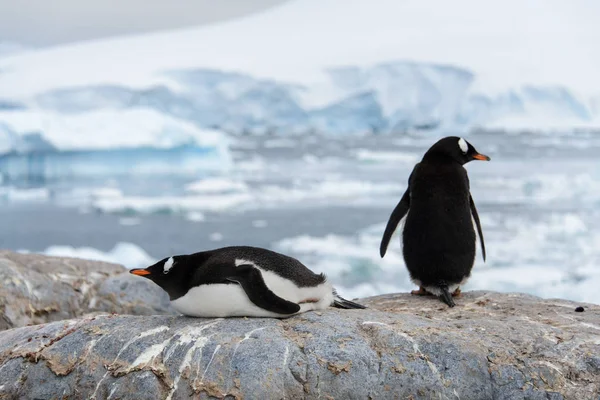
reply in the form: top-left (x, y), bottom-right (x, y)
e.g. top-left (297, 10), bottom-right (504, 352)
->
top-left (458, 138), bottom-right (468, 154)
top-left (235, 258), bottom-right (258, 268)
top-left (163, 257), bottom-right (175, 274)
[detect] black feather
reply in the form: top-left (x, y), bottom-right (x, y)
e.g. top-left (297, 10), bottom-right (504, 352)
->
top-left (380, 137), bottom-right (489, 305)
top-left (332, 289), bottom-right (367, 309)
top-left (439, 284), bottom-right (456, 308)
top-left (228, 264), bottom-right (301, 314)
top-left (380, 168), bottom-right (414, 258)
top-left (470, 194), bottom-right (486, 262)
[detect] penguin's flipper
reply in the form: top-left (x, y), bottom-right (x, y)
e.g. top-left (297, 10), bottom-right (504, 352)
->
top-left (380, 188), bottom-right (410, 257)
top-left (226, 264), bottom-right (301, 315)
top-left (469, 194), bottom-right (486, 262)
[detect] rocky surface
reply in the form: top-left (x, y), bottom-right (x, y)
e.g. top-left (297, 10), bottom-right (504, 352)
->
top-left (0, 251), bottom-right (174, 330)
top-left (0, 290), bottom-right (598, 400)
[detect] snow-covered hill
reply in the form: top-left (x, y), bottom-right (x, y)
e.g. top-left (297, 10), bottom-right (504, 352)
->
top-left (1, 0), bottom-right (599, 151)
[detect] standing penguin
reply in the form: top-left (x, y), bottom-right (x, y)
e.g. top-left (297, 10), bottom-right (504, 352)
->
top-left (379, 136), bottom-right (490, 307)
top-left (130, 245), bottom-right (365, 318)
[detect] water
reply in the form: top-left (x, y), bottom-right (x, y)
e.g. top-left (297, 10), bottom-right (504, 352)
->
top-left (2, 132), bottom-right (600, 304)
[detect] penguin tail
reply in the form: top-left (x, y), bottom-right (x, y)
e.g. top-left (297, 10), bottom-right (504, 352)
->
top-left (439, 284), bottom-right (456, 308)
top-left (332, 289), bottom-right (367, 309)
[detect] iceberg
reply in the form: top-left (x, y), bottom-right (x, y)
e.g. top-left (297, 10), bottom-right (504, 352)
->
top-left (0, 108), bottom-right (228, 151)
top-left (0, 0), bottom-right (599, 137)
top-left (5, 61), bottom-right (597, 138)
top-left (0, 146), bottom-right (227, 185)
top-left (0, 109), bottom-right (231, 184)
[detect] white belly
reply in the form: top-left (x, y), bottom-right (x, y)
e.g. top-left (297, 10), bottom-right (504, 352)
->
top-left (171, 267), bottom-right (334, 318)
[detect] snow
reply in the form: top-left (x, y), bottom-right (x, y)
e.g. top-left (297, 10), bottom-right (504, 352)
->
top-left (185, 211), bottom-right (206, 222)
top-left (118, 217), bottom-right (142, 226)
top-left (0, 108), bottom-right (229, 151)
top-left (184, 178), bottom-right (248, 193)
top-left (91, 178), bottom-right (400, 215)
top-left (94, 192), bottom-right (254, 214)
top-left (89, 187), bottom-right (123, 199)
top-left (1, 0), bottom-right (599, 97)
top-left (482, 115), bottom-right (600, 133)
top-left (353, 149), bottom-right (419, 164)
top-left (0, 0), bottom-right (598, 134)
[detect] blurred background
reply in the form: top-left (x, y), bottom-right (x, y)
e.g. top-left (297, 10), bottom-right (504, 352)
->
top-left (1, 0), bottom-right (599, 303)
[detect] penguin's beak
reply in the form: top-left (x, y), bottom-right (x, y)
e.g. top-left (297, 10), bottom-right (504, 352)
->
top-left (472, 153), bottom-right (491, 161)
top-left (130, 269), bottom-right (151, 276)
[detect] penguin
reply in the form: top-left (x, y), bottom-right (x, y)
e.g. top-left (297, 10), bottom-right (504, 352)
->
top-left (379, 136), bottom-right (490, 307)
top-left (130, 245), bottom-right (366, 318)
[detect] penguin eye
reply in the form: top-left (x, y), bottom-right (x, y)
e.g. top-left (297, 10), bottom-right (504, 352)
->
top-left (458, 138), bottom-right (468, 154)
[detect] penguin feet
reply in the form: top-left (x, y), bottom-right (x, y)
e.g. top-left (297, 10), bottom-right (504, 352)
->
top-left (410, 287), bottom-right (431, 296)
top-left (452, 287), bottom-right (462, 297)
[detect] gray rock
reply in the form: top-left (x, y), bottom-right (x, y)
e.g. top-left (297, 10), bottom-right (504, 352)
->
top-left (0, 251), bottom-right (174, 330)
top-left (0, 291), bottom-right (598, 399)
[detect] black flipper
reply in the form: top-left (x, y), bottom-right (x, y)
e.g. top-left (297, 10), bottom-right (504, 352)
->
top-left (380, 188), bottom-right (410, 258)
top-left (469, 194), bottom-right (486, 262)
top-left (439, 284), bottom-right (456, 308)
top-left (226, 264), bottom-right (301, 315)
top-left (332, 289), bottom-right (367, 309)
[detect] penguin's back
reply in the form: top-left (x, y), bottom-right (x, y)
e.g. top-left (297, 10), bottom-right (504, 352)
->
top-left (402, 162), bottom-right (476, 285)
top-left (204, 246), bottom-right (326, 287)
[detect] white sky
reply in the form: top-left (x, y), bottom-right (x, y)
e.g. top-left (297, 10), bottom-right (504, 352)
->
top-left (1, 0), bottom-right (598, 99)
top-left (0, 0), bottom-right (287, 47)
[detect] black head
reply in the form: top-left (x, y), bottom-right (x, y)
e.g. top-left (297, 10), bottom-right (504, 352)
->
top-left (423, 136), bottom-right (491, 165)
top-left (130, 255), bottom-right (191, 299)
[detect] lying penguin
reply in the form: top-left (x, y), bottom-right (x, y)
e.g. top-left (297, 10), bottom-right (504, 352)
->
top-left (130, 245), bottom-right (365, 318)
top-left (380, 136), bottom-right (490, 307)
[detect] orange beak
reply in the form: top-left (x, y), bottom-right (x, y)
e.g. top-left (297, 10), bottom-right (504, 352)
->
top-left (472, 153), bottom-right (491, 161)
top-left (130, 269), bottom-right (151, 276)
